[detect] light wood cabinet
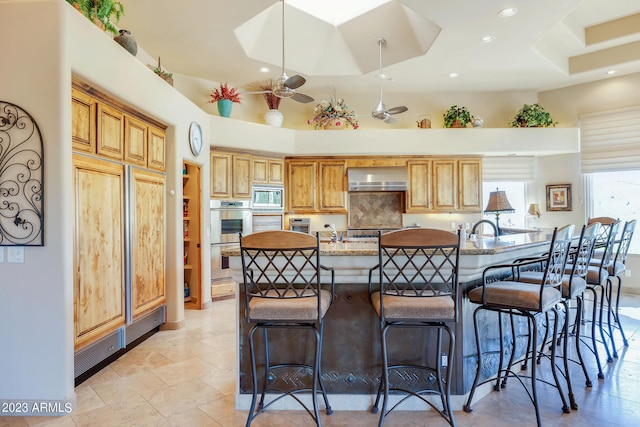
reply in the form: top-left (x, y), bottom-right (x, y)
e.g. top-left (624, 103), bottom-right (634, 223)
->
top-left (318, 161), bottom-right (347, 212)
top-left (71, 88), bottom-right (96, 153)
top-left (124, 116), bottom-right (148, 167)
top-left (210, 152), bottom-right (232, 198)
top-left (147, 126), bottom-right (166, 172)
top-left (458, 159), bottom-right (482, 211)
top-left (287, 161), bottom-right (317, 212)
top-left (96, 103), bottom-right (125, 160)
top-left (130, 168), bottom-right (166, 319)
top-left (73, 155), bottom-right (125, 350)
top-left (286, 160), bottom-right (346, 213)
top-left (433, 159), bottom-right (458, 211)
top-left (252, 158), bottom-right (268, 184)
top-left (268, 159), bottom-right (284, 184)
top-left (232, 155), bottom-right (252, 198)
top-left (407, 160), bottom-right (433, 211)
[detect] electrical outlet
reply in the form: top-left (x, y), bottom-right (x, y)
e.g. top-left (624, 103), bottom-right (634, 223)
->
top-left (7, 247), bottom-right (24, 263)
top-left (625, 270), bottom-right (632, 278)
top-left (441, 354), bottom-right (448, 367)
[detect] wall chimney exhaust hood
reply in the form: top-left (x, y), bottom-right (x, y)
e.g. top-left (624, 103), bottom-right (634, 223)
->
top-left (347, 167), bottom-right (408, 191)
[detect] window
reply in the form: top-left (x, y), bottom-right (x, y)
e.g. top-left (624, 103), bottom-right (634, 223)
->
top-left (586, 170), bottom-right (640, 254)
top-left (482, 181), bottom-right (528, 229)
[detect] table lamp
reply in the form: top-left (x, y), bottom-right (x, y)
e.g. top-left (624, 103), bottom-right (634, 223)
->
top-left (527, 203), bottom-right (542, 230)
top-left (484, 188), bottom-right (515, 235)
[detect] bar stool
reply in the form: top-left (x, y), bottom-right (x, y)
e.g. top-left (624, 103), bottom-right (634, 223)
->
top-left (368, 228), bottom-right (461, 427)
top-left (605, 219), bottom-right (636, 355)
top-left (239, 230), bottom-right (335, 426)
top-left (587, 216), bottom-right (617, 259)
top-left (584, 219), bottom-right (620, 375)
top-left (463, 225), bottom-right (574, 427)
top-left (517, 222), bottom-right (600, 409)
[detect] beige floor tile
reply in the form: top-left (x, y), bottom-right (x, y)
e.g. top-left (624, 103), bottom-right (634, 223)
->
top-left (150, 357), bottom-right (219, 386)
top-left (90, 371), bottom-right (168, 405)
top-left (145, 378), bottom-right (223, 417)
top-left (108, 349), bottom-right (174, 377)
top-left (71, 395), bottom-right (165, 427)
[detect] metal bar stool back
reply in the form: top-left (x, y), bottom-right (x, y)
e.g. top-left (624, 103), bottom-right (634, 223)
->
top-left (463, 225), bottom-right (575, 427)
top-left (369, 228), bottom-right (461, 427)
top-left (240, 230), bottom-right (335, 426)
top-left (606, 219), bottom-right (636, 353)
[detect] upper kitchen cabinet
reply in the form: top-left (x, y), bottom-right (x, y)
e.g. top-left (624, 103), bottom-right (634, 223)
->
top-left (96, 102), bottom-right (125, 161)
top-left (72, 83), bottom-right (166, 171)
top-left (71, 88), bottom-right (96, 153)
top-left (432, 160), bottom-right (458, 211)
top-left (147, 125), bottom-right (166, 172)
top-left (407, 160), bottom-right (433, 211)
top-left (252, 157), bottom-right (284, 185)
top-left (458, 158), bottom-right (482, 211)
top-left (318, 161), bottom-right (347, 212)
top-left (406, 157), bottom-right (482, 213)
top-left (286, 159), bottom-right (346, 214)
top-left (287, 160), bottom-right (317, 212)
top-left (210, 151), bottom-right (232, 198)
top-left (232, 154), bottom-right (252, 198)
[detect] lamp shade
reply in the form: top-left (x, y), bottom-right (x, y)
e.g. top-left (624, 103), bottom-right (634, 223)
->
top-left (484, 189), bottom-right (515, 214)
top-left (528, 203), bottom-right (541, 217)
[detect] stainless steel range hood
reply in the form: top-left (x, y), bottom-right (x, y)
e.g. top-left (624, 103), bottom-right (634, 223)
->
top-left (347, 167), bottom-right (408, 191)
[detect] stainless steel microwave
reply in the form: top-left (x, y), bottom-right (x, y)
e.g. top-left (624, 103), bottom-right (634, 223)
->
top-left (251, 185), bottom-right (284, 211)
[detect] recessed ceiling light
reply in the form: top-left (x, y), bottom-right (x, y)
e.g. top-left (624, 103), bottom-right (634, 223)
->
top-left (481, 36), bottom-right (495, 43)
top-left (449, 73), bottom-right (459, 78)
top-left (498, 8), bottom-right (518, 17)
top-left (606, 70), bottom-right (616, 75)
top-left (259, 67), bottom-right (270, 73)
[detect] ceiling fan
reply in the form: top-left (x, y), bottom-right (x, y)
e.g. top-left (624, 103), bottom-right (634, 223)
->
top-left (370, 37), bottom-right (408, 123)
top-left (244, 0), bottom-right (314, 103)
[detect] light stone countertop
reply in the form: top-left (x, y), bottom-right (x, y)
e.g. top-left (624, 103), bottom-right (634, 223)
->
top-left (221, 229), bottom-right (553, 257)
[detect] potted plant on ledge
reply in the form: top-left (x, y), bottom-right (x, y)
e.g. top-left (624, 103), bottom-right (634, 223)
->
top-left (308, 88), bottom-right (358, 130)
top-left (509, 103), bottom-right (557, 127)
top-left (66, 0), bottom-right (124, 36)
top-left (443, 105), bottom-right (472, 128)
top-left (248, 80), bottom-right (283, 127)
top-left (209, 83), bottom-right (241, 118)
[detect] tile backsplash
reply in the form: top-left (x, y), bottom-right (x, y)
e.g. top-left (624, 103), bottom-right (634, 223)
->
top-left (348, 192), bottom-right (404, 228)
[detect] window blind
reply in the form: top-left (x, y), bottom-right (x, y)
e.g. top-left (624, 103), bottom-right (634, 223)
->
top-left (482, 156), bottom-right (534, 181)
top-left (580, 106), bottom-right (640, 173)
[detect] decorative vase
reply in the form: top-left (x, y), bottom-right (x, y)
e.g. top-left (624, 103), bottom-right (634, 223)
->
top-left (450, 119), bottom-right (464, 128)
top-left (264, 109), bottom-right (283, 127)
top-left (114, 29), bottom-right (138, 56)
top-left (322, 118), bottom-right (345, 130)
top-left (217, 99), bottom-right (233, 118)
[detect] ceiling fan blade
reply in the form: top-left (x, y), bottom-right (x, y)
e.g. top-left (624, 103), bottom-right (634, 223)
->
top-left (387, 106), bottom-right (408, 115)
top-left (291, 92), bottom-right (315, 103)
top-left (243, 90), bottom-right (273, 95)
top-left (285, 74), bottom-right (306, 90)
top-left (384, 116), bottom-right (398, 124)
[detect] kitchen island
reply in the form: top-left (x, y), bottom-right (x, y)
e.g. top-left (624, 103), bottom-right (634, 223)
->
top-left (224, 230), bottom-right (555, 410)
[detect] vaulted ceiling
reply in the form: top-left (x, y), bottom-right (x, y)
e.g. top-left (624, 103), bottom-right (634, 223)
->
top-left (118, 0), bottom-right (640, 98)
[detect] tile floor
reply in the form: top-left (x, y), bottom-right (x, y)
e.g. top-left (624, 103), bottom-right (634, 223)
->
top-left (3, 293), bottom-right (640, 426)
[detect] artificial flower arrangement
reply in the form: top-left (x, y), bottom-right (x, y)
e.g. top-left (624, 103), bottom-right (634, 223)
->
top-left (308, 89), bottom-right (358, 129)
top-left (209, 82), bottom-right (241, 104)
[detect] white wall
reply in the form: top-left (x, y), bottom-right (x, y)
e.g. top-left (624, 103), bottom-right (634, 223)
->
top-left (0, 0), bottom-right (74, 402)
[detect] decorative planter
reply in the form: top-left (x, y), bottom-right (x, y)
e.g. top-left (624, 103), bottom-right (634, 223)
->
top-left (450, 119), bottom-right (465, 128)
top-left (114, 29), bottom-right (138, 56)
top-left (217, 99), bottom-right (233, 118)
top-left (322, 119), bottom-right (346, 130)
top-left (264, 109), bottom-right (283, 127)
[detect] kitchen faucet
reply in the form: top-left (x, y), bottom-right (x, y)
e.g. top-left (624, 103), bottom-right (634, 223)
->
top-left (324, 224), bottom-right (338, 243)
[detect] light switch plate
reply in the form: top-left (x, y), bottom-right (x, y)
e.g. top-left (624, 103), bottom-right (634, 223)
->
top-left (7, 247), bottom-right (24, 263)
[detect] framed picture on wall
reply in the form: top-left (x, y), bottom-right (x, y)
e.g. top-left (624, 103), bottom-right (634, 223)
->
top-left (546, 184), bottom-right (572, 211)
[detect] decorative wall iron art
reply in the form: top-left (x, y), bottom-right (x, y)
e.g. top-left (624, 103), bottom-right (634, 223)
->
top-left (0, 101), bottom-right (44, 246)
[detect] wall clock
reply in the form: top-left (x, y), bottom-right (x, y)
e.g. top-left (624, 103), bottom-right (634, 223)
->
top-left (189, 121), bottom-right (203, 156)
